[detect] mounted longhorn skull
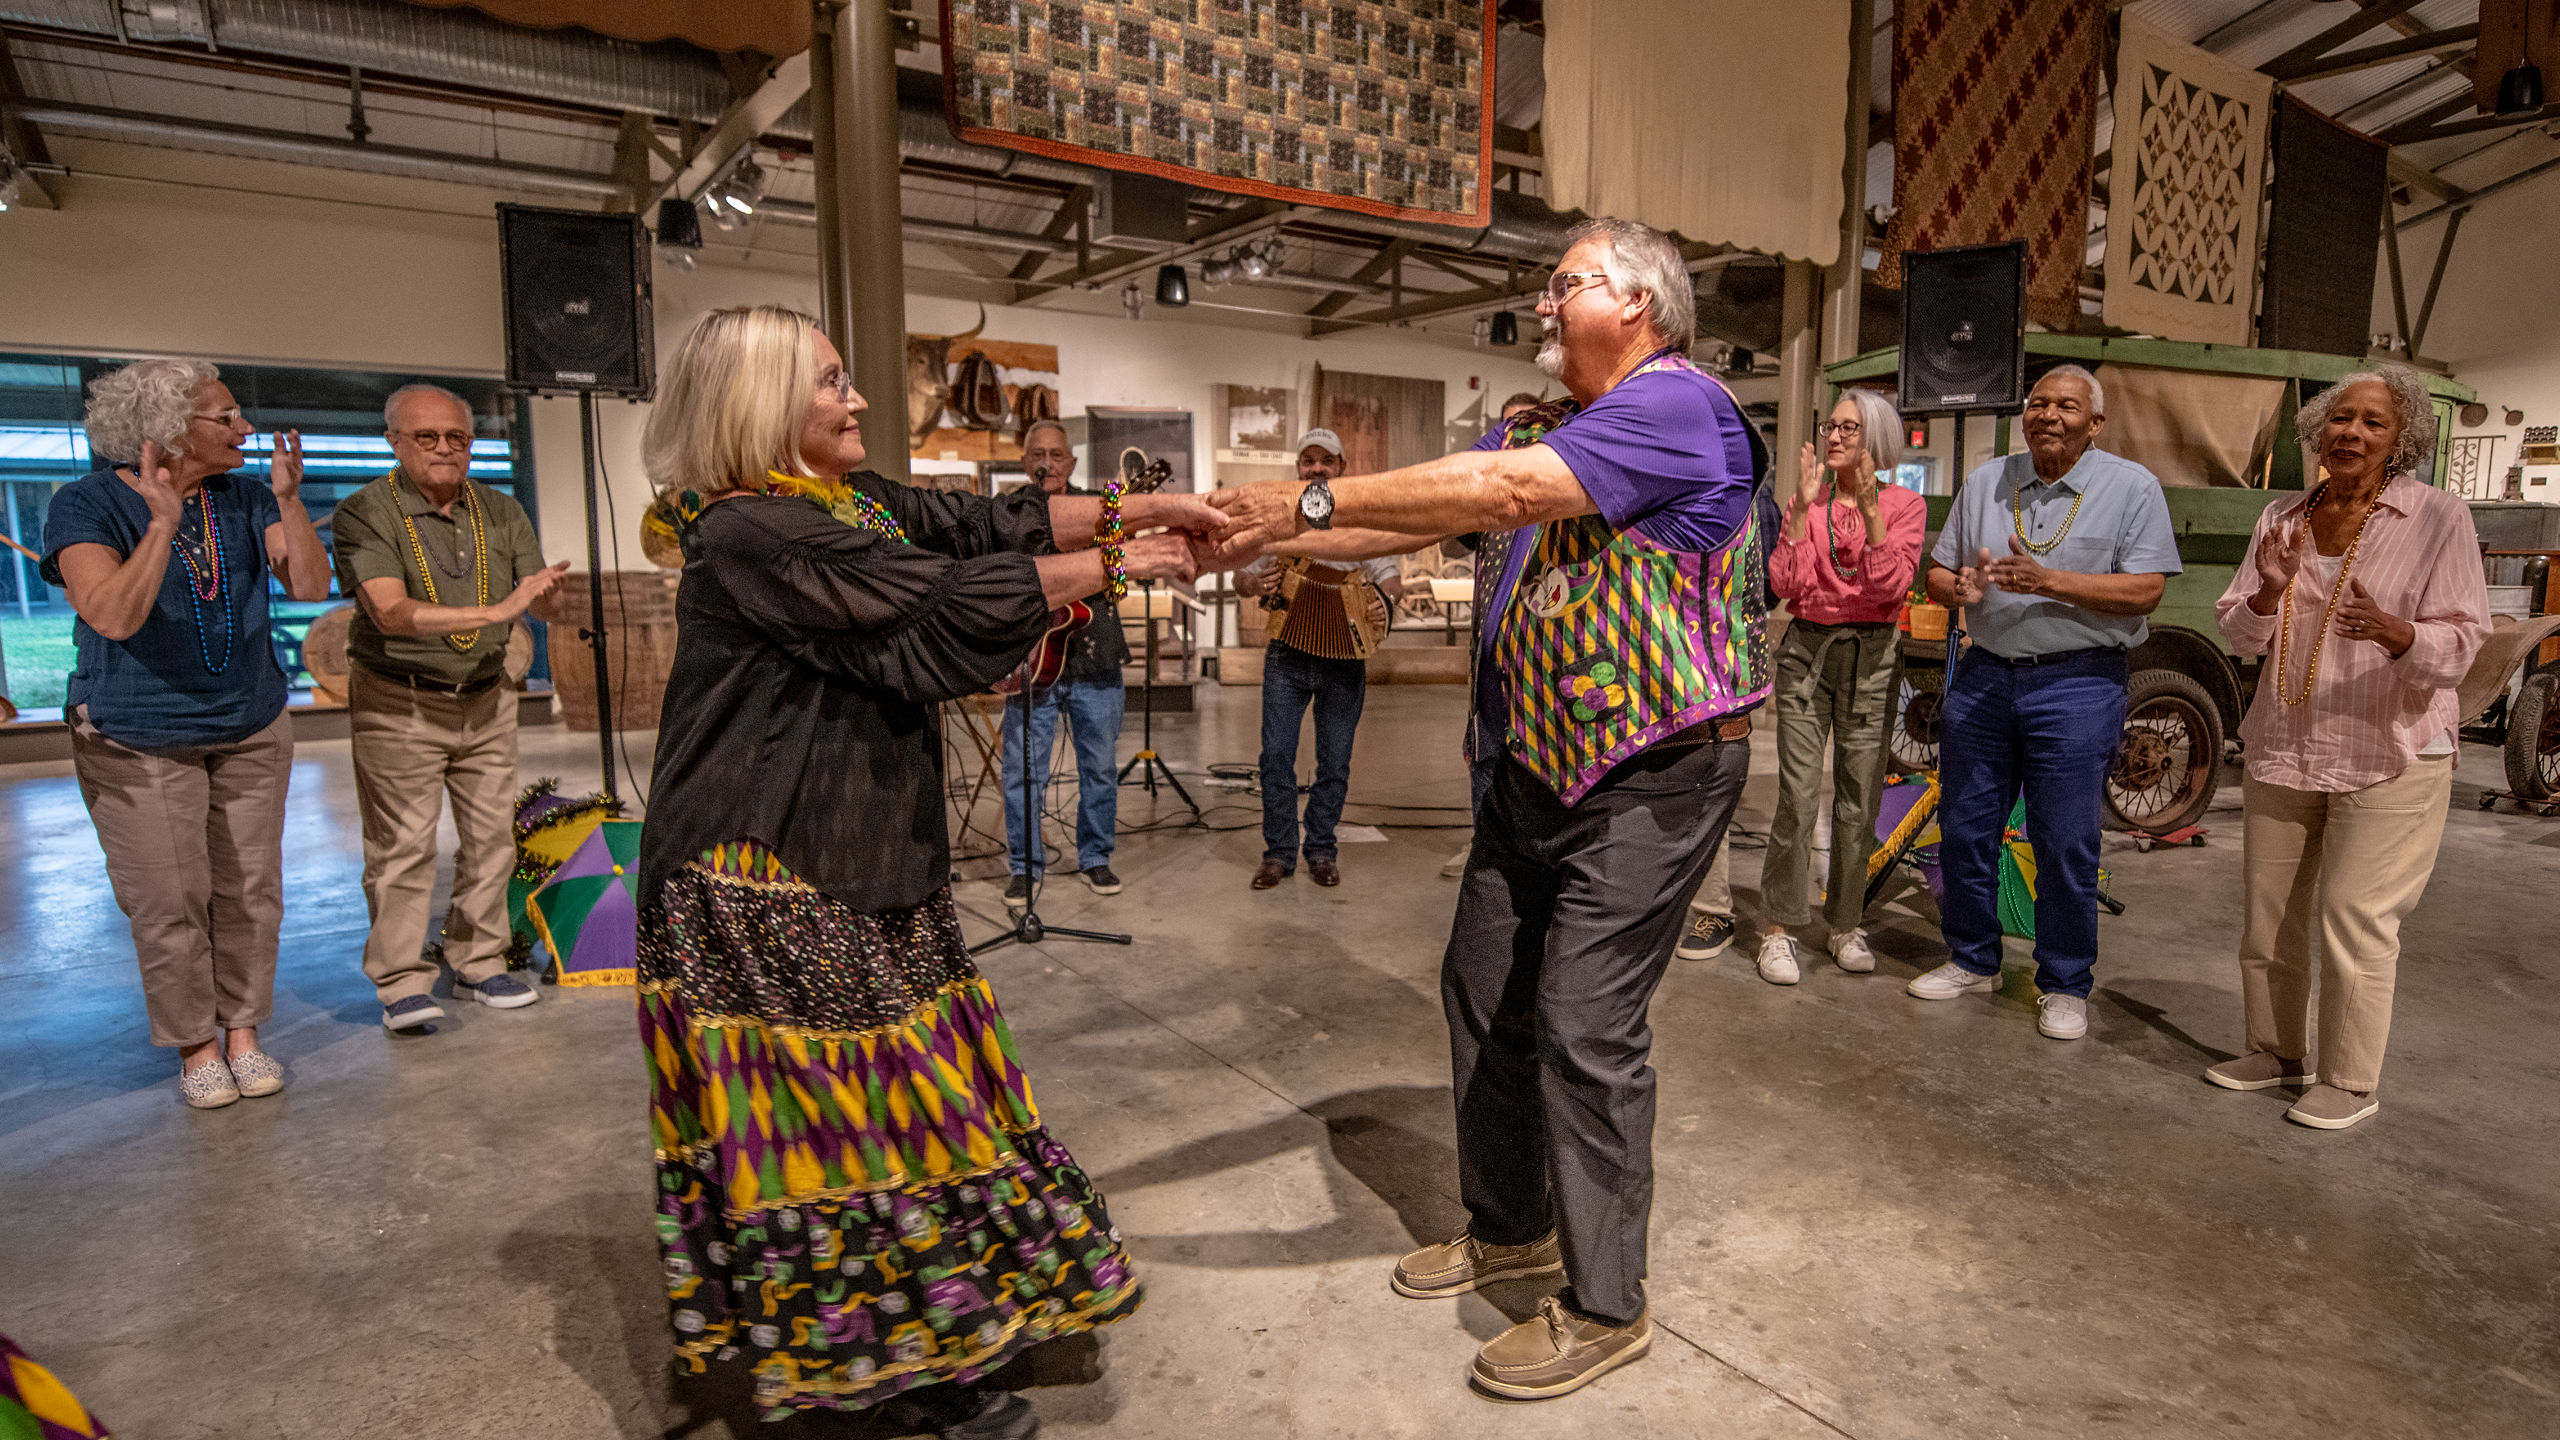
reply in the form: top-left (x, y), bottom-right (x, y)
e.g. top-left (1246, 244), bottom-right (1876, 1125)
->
top-left (905, 305), bottom-right (987, 449)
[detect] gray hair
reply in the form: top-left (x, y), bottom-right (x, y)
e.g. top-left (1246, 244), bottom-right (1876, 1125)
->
top-left (1837, 387), bottom-right (1906, 471)
top-left (1020, 417), bottom-right (1072, 452)
top-left (385, 382), bottom-right (474, 431)
top-left (84, 358), bottom-right (221, 465)
top-left (2297, 364), bottom-right (2438, 477)
top-left (2035, 364), bottom-right (2107, 418)
top-left (1563, 217), bottom-right (1695, 352)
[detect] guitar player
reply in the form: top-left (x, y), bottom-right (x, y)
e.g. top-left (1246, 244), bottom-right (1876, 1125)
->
top-left (1235, 428), bottom-right (1406, 891)
top-left (1000, 418), bottom-right (1134, 908)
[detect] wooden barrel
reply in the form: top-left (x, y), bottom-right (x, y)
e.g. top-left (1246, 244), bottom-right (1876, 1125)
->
top-left (302, 603), bottom-right (356, 706)
top-left (530, 571), bottom-right (681, 732)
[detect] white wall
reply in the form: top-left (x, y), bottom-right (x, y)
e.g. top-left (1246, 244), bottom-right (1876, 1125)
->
top-left (1, 138), bottom-right (1547, 568)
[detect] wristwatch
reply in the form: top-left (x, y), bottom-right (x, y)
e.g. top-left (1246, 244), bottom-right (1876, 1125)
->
top-left (1297, 478), bottom-right (1335, 530)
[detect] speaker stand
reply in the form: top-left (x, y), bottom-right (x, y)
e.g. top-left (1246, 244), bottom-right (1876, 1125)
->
top-left (1117, 579), bottom-right (1198, 816)
top-left (578, 391), bottom-right (618, 804)
top-left (974, 678), bottom-right (1130, 957)
top-left (1950, 413), bottom-right (1966, 496)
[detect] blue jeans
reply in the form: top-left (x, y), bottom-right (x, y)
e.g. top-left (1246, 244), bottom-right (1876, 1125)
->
top-left (1001, 676), bottom-right (1125, 876)
top-left (1259, 641), bottom-right (1367, 864)
top-left (1936, 648), bottom-right (2128, 998)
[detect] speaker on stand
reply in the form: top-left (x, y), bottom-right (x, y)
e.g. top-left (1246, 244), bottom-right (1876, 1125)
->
top-left (1897, 240), bottom-right (2028, 493)
top-left (496, 203), bottom-right (656, 804)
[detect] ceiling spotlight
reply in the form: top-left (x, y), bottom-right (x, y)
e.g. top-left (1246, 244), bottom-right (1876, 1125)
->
top-left (1201, 256), bottom-right (1236, 286)
top-left (1239, 245), bottom-right (1271, 280)
top-left (0, 148), bottom-right (19, 213)
top-left (1122, 280), bottom-right (1145, 319)
top-left (655, 195), bottom-right (704, 251)
top-left (2498, 62), bottom-right (2545, 117)
top-left (714, 159), bottom-right (769, 216)
top-left (1156, 264), bottom-right (1191, 307)
top-left (1727, 346), bottom-right (1756, 374)
top-left (1488, 311), bottom-right (1519, 346)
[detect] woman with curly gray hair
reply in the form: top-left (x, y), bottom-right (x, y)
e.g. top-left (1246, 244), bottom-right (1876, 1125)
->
top-left (2207, 364), bottom-right (2488, 1130)
top-left (41, 357), bottom-right (330, 1109)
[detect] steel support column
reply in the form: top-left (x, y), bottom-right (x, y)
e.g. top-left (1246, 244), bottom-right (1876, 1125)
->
top-left (1777, 260), bottom-right (1823, 501)
top-left (1821, 0), bottom-right (1875, 366)
top-left (842, 0), bottom-right (910, 482)
top-left (808, 1), bottom-right (855, 369)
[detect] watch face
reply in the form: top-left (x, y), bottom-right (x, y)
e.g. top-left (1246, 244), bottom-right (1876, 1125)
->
top-left (1300, 483), bottom-right (1334, 521)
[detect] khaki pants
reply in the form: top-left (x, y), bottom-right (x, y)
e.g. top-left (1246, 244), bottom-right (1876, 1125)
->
top-left (1688, 845), bottom-right (1733, 918)
top-left (349, 667), bottom-right (520, 1002)
top-left (70, 706), bottom-right (293, 1048)
top-left (1763, 621), bottom-right (1899, 934)
top-left (2238, 756), bottom-right (2453, 1092)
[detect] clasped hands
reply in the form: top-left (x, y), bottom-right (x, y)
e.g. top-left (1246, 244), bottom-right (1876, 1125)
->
top-left (1109, 493), bottom-right (1275, 586)
top-left (1946, 537), bottom-right (2059, 604)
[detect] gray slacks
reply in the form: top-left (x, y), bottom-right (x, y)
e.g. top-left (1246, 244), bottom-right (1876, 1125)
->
top-left (1444, 737), bottom-right (1750, 1324)
top-left (70, 705), bottom-right (293, 1048)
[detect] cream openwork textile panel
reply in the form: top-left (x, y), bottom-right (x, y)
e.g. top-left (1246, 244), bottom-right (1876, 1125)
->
top-left (2103, 14), bottom-right (2274, 346)
top-left (1541, 0), bottom-right (1849, 267)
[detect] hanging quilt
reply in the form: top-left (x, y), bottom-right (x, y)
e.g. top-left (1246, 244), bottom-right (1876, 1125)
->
top-left (1876, 0), bottom-right (2104, 329)
top-left (2102, 14), bottom-right (2274, 346)
top-left (940, 0), bottom-right (1495, 227)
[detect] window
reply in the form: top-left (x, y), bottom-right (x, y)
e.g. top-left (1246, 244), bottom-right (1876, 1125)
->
top-left (0, 353), bottom-right (538, 716)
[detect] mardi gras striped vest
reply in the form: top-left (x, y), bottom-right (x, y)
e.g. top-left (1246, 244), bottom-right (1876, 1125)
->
top-left (1484, 352), bottom-right (1771, 806)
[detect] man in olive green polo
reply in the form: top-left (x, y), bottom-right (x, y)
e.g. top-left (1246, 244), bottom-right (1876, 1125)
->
top-left (332, 383), bottom-right (567, 1033)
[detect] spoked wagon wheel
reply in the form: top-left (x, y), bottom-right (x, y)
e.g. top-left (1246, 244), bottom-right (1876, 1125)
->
top-left (2503, 674), bottom-right (2560, 801)
top-left (1890, 675), bottom-right (1943, 776)
top-left (2104, 669), bottom-right (2222, 833)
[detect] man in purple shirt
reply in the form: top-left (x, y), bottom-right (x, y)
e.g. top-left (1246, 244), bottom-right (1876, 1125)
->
top-left (1212, 217), bottom-right (1766, 1402)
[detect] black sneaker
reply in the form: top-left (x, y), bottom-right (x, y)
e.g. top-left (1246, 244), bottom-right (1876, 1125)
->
top-left (885, 1385), bottom-right (1040, 1440)
top-left (1003, 875), bottom-right (1031, 909)
top-left (1676, 913), bottom-right (1736, 961)
top-left (1080, 865), bottom-right (1123, 895)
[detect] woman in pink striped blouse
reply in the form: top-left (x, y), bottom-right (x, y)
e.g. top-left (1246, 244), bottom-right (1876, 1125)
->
top-left (2209, 365), bottom-right (2489, 1131)
top-left (1747, 388), bottom-right (1929, 985)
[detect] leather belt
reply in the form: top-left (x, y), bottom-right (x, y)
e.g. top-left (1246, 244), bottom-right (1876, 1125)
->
top-left (360, 664), bottom-right (504, 695)
top-left (1971, 645), bottom-right (2120, 668)
top-left (1662, 713), bottom-right (1754, 746)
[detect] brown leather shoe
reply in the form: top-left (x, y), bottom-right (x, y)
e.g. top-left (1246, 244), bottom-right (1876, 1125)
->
top-left (1251, 859), bottom-right (1292, 890)
top-left (1391, 1230), bottom-right (1563, 1298)
top-left (2204, 1051), bottom-right (2315, 1092)
top-left (1471, 1296), bottom-right (1651, 1400)
top-left (1308, 855), bottom-right (1340, 887)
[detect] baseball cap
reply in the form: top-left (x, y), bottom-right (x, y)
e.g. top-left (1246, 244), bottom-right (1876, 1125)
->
top-left (1297, 427), bottom-right (1345, 458)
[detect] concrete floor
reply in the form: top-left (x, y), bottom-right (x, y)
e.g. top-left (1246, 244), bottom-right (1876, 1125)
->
top-left (2, 685), bottom-right (2556, 1440)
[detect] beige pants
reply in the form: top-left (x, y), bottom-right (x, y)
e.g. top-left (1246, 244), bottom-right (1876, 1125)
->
top-left (349, 667), bottom-right (520, 1002)
top-left (70, 706), bottom-right (293, 1048)
top-left (2238, 756), bottom-right (2453, 1092)
top-left (1688, 844), bottom-right (1733, 918)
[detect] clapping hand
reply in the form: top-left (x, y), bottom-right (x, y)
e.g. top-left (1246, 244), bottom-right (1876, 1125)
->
top-left (2334, 577), bottom-right (2415, 656)
top-left (1985, 536), bottom-right (2053, 597)
top-left (130, 440), bottom-right (184, 532)
top-left (1947, 545), bottom-right (1992, 606)
top-left (495, 561), bottom-right (573, 622)
top-left (268, 429), bottom-right (305, 503)
top-left (2254, 517), bottom-right (2306, 596)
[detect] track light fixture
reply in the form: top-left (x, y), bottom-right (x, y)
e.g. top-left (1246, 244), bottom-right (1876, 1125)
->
top-left (1488, 311), bottom-right (1519, 346)
top-left (1122, 280), bottom-right (1145, 319)
top-left (655, 195), bottom-right (704, 251)
top-left (2498, 62), bottom-right (2545, 117)
top-left (1156, 264), bottom-right (1191, 307)
top-left (0, 146), bottom-right (20, 213)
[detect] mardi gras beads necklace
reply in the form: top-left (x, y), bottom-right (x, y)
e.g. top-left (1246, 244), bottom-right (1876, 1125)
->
top-left (1822, 485), bottom-right (1862, 580)
top-left (1096, 472), bottom-right (1129, 603)
top-left (165, 483), bottom-right (233, 672)
top-left (387, 471), bottom-right (490, 653)
top-left (2010, 480), bottom-right (2086, 555)
top-left (2274, 481), bottom-right (2384, 707)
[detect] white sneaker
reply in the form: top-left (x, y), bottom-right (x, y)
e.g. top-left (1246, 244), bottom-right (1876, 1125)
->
top-left (1755, 935), bottom-right (1801, 986)
top-left (2037, 993), bottom-right (2089, 1040)
top-left (1828, 929), bottom-right (1876, 974)
top-left (1442, 845), bottom-right (1471, 879)
top-left (1906, 962), bottom-right (2000, 1000)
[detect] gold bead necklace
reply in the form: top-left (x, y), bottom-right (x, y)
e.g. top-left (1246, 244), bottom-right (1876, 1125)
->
top-left (2009, 479), bottom-right (2085, 555)
top-left (2274, 483), bottom-right (2382, 707)
top-left (387, 472), bottom-right (491, 653)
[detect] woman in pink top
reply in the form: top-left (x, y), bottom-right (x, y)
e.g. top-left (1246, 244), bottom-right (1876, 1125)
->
top-left (2209, 365), bottom-right (2488, 1131)
top-left (1749, 388), bottom-right (1929, 985)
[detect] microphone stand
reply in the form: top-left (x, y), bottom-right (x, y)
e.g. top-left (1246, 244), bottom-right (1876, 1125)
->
top-left (1117, 576), bottom-right (1198, 815)
top-left (973, 659), bottom-right (1130, 956)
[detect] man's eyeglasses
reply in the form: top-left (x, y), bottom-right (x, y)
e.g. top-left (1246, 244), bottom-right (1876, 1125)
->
top-left (1816, 420), bottom-right (1864, 440)
top-left (400, 430), bottom-right (476, 452)
top-left (192, 408), bottom-right (246, 427)
top-left (1543, 270), bottom-right (1610, 306)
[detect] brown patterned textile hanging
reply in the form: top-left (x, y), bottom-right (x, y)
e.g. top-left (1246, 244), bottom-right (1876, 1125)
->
top-left (940, 0), bottom-right (1494, 227)
top-left (1874, 0), bottom-right (2103, 329)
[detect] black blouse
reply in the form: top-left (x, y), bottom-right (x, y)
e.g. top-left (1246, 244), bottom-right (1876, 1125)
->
top-left (636, 476), bottom-right (1056, 913)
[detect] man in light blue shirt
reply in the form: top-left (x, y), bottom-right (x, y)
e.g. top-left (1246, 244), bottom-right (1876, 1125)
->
top-left (1910, 366), bottom-right (2180, 1040)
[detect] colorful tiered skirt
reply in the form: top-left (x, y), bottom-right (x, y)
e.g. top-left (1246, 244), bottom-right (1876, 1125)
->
top-left (638, 841), bottom-right (1141, 1418)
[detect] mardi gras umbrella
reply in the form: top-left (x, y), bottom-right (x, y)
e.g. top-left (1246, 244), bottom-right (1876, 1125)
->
top-left (525, 818), bottom-right (643, 987)
top-left (506, 781), bottom-right (620, 966)
top-left (1857, 779), bottom-right (2112, 940)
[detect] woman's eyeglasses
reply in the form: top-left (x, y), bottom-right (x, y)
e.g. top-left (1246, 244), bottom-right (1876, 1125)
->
top-left (1817, 420), bottom-right (1865, 440)
top-left (192, 408), bottom-right (247, 427)
top-left (817, 370), bottom-right (857, 403)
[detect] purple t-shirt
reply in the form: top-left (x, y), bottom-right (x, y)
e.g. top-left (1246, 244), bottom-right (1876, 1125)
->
top-left (1472, 363), bottom-right (1756, 553)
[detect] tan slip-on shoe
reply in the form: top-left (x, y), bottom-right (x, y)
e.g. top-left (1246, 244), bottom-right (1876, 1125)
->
top-left (2286, 1083), bottom-right (2379, 1130)
top-left (2204, 1052), bottom-right (2316, 1092)
top-left (1390, 1230), bottom-right (1563, 1299)
top-left (1471, 1296), bottom-right (1651, 1400)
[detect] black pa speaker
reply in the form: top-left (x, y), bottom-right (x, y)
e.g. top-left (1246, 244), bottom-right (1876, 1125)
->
top-left (1897, 241), bottom-right (2026, 416)
top-left (496, 204), bottom-right (655, 399)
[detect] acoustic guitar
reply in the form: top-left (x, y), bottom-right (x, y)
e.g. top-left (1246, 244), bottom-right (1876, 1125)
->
top-left (993, 447), bottom-right (1176, 697)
